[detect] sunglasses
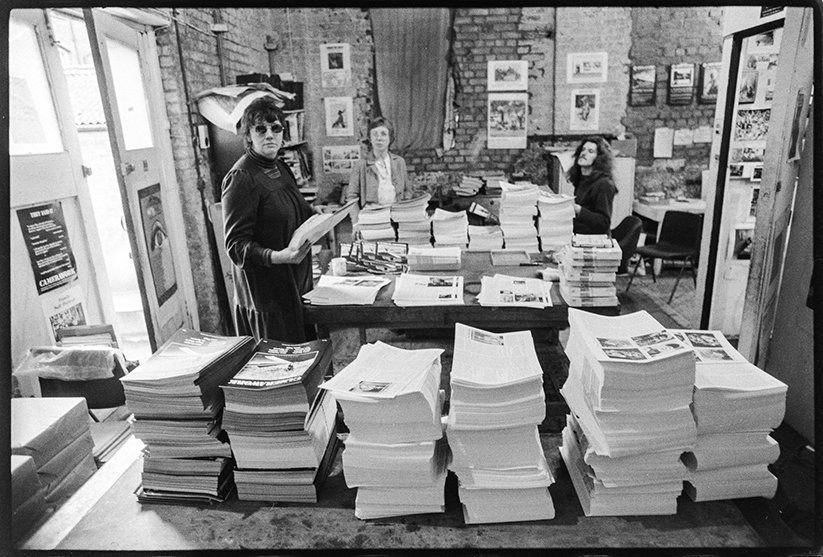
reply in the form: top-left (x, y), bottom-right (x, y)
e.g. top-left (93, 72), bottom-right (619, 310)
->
top-left (253, 122), bottom-right (284, 135)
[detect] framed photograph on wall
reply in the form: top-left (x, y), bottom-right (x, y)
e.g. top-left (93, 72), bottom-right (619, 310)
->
top-left (630, 65), bottom-right (656, 106)
top-left (569, 89), bottom-right (600, 131)
top-left (320, 43), bottom-right (351, 89)
top-left (668, 63), bottom-right (695, 105)
top-left (698, 62), bottom-right (721, 104)
top-left (324, 96), bottom-right (354, 137)
top-left (738, 71), bottom-right (758, 104)
top-left (751, 165), bottom-right (763, 182)
top-left (567, 52), bottom-right (608, 83)
top-left (487, 60), bottom-right (529, 91)
top-left (487, 92), bottom-right (528, 149)
top-left (730, 223), bottom-right (755, 260)
top-left (728, 163), bottom-right (744, 178)
top-left (734, 108), bottom-right (771, 142)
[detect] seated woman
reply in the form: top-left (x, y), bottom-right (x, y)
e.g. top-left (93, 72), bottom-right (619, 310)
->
top-left (567, 136), bottom-right (618, 235)
top-left (346, 117), bottom-right (413, 207)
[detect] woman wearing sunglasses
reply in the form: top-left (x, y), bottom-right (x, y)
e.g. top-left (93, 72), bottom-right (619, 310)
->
top-left (222, 96), bottom-right (316, 343)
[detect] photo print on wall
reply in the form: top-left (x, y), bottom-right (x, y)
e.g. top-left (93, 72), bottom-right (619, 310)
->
top-left (487, 60), bottom-right (529, 91)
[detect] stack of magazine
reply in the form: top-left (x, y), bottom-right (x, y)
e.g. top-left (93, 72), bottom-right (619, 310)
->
top-left (446, 324), bottom-right (555, 524)
top-left (355, 205), bottom-right (395, 241)
top-left (559, 310), bottom-right (696, 516)
top-left (467, 225), bottom-right (504, 251)
top-left (498, 182), bottom-right (540, 253)
top-left (120, 329), bottom-right (256, 504)
top-left (392, 273), bottom-right (464, 307)
top-left (220, 339), bottom-right (338, 502)
top-left (320, 342), bottom-right (449, 519)
top-left (392, 194), bottom-right (432, 246)
top-left (536, 191), bottom-right (574, 251)
top-left (672, 329), bottom-right (787, 502)
top-left (431, 208), bottom-right (469, 248)
top-left (555, 234), bottom-right (621, 307)
top-left (477, 274), bottom-right (553, 308)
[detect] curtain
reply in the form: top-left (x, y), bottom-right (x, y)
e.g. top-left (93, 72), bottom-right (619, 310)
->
top-left (370, 8), bottom-right (451, 152)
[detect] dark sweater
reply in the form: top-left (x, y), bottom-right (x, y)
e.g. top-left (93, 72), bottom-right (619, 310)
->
top-left (573, 171), bottom-right (618, 235)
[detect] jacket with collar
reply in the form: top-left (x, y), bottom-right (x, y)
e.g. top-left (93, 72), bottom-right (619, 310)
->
top-left (346, 151), bottom-right (410, 207)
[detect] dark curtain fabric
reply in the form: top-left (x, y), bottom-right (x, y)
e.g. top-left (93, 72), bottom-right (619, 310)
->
top-left (370, 8), bottom-right (451, 152)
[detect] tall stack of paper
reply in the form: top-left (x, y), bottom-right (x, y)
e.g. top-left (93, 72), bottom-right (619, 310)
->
top-left (477, 274), bottom-right (553, 308)
top-left (431, 208), bottom-right (469, 248)
top-left (11, 455), bottom-right (48, 542)
top-left (498, 182), bottom-right (539, 252)
top-left (467, 225), bottom-right (504, 251)
top-left (406, 246), bottom-right (462, 272)
top-left (559, 309), bottom-right (696, 516)
top-left (537, 191), bottom-right (575, 251)
top-left (12, 397), bottom-right (98, 508)
top-left (121, 329), bottom-right (256, 503)
top-left (320, 342), bottom-right (449, 519)
top-left (392, 273), bottom-right (464, 307)
top-left (220, 339), bottom-right (338, 502)
top-left (447, 324), bottom-right (555, 524)
top-left (356, 205), bottom-right (396, 241)
top-left (303, 275), bottom-right (391, 305)
top-left (555, 234), bottom-right (621, 307)
top-left (670, 329), bottom-right (787, 502)
top-left (392, 194), bottom-right (432, 246)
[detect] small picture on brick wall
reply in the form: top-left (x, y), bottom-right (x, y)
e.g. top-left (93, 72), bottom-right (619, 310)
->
top-left (567, 52), bottom-right (608, 83)
top-left (320, 43), bottom-right (351, 89)
top-left (569, 89), bottom-right (599, 131)
top-left (487, 60), bottom-right (528, 91)
top-left (324, 96), bottom-right (353, 137)
top-left (487, 92), bottom-right (528, 149)
top-left (698, 62), bottom-right (721, 104)
top-left (668, 63), bottom-right (695, 105)
top-left (322, 144), bottom-right (361, 174)
top-left (630, 65), bottom-right (656, 106)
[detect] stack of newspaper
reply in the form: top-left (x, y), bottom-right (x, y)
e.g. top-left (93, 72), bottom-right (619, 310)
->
top-left (121, 329), bottom-right (256, 503)
top-left (355, 205), bottom-right (396, 241)
top-left (559, 309), bottom-right (696, 516)
top-left (498, 182), bottom-right (540, 253)
top-left (536, 192), bottom-right (575, 251)
top-left (477, 274), bottom-right (553, 308)
top-left (453, 175), bottom-right (483, 196)
top-left (220, 339), bottom-right (338, 502)
top-left (407, 246), bottom-right (462, 272)
top-left (467, 225), bottom-right (504, 251)
top-left (431, 208), bottom-right (469, 248)
top-left (555, 234), bottom-right (621, 307)
top-left (671, 330), bottom-right (787, 502)
top-left (319, 342), bottom-right (449, 519)
top-left (303, 275), bottom-right (391, 305)
top-left (392, 194), bottom-right (432, 246)
top-left (447, 324), bottom-right (556, 524)
top-left (392, 273), bottom-right (464, 307)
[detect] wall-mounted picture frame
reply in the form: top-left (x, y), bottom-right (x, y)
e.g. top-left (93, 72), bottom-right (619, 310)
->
top-left (729, 163), bottom-right (744, 178)
top-left (487, 60), bottom-right (529, 91)
top-left (324, 96), bottom-right (354, 137)
top-left (738, 71), bottom-right (758, 104)
top-left (734, 108), bottom-right (771, 141)
top-left (698, 62), bottom-right (721, 104)
top-left (320, 43), bottom-right (352, 89)
top-left (567, 52), bottom-right (608, 83)
top-left (668, 63), bottom-right (695, 105)
top-left (730, 223), bottom-right (755, 260)
top-left (630, 65), bottom-right (656, 106)
top-left (487, 92), bottom-right (528, 149)
top-left (569, 89), bottom-right (600, 131)
top-left (751, 165), bottom-right (763, 182)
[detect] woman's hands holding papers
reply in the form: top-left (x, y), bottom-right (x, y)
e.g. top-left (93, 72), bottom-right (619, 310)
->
top-left (272, 238), bottom-right (312, 265)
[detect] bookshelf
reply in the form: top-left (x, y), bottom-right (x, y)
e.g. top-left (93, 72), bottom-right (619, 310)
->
top-left (280, 109), bottom-right (316, 202)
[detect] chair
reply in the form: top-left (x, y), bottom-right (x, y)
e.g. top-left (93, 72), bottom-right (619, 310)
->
top-left (626, 211), bottom-right (704, 304)
top-left (611, 215), bottom-right (643, 275)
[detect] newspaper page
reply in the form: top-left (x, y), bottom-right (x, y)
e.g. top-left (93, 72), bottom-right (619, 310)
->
top-left (451, 323), bottom-right (543, 387)
top-left (302, 275), bottom-right (390, 305)
top-left (477, 274), bottom-right (552, 308)
top-left (392, 274), bottom-right (464, 306)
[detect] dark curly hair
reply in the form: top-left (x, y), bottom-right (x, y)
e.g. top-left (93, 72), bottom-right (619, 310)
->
top-left (566, 136), bottom-right (616, 188)
top-left (238, 96), bottom-right (284, 149)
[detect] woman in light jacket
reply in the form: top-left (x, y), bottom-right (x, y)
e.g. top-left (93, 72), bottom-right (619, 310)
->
top-left (346, 116), bottom-right (413, 207)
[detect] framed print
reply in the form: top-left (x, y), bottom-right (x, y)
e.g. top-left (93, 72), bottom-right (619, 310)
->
top-left (569, 89), bottom-right (600, 131)
top-left (738, 71), bottom-right (758, 104)
top-left (322, 144), bottom-right (361, 174)
top-left (730, 223), bottom-right (754, 260)
top-left (487, 60), bottom-right (528, 91)
top-left (320, 43), bottom-right (351, 88)
top-left (630, 65), bottom-right (656, 106)
top-left (567, 52), bottom-right (608, 83)
top-left (729, 163), bottom-right (744, 178)
top-left (668, 63), bottom-right (695, 105)
top-left (487, 92), bottom-right (528, 149)
top-left (324, 96), bottom-right (354, 137)
top-left (751, 165), bottom-right (763, 182)
top-left (698, 62), bottom-right (721, 104)
top-left (734, 108), bottom-right (770, 141)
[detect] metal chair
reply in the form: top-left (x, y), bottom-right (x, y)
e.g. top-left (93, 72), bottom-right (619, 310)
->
top-left (611, 215), bottom-right (643, 275)
top-left (626, 210), bottom-right (703, 303)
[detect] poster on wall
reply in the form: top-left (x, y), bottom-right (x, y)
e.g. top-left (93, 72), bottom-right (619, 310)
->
top-left (138, 183), bottom-right (178, 306)
top-left (569, 89), bottom-right (599, 131)
top-left (320, 43), bottom-right (351, 89)
top-left (698, 62), bottom-right (721, 104)
top-left (487, 60), bottom-right (528, 91)
top-left (748, 28), bottom-right (782, 54)
top-left (738, 71), bottom-right (758, 104)
top-left (323, 144), bottom-right (361, 173)
top-left (566, 52), bottom-right (608, 83)
top-left (40, 284), bottom-right (87, 342)
top-left (667, 63), bottom-right (695, 105)
top-left (324, 96), bottom-right (354, 137)
top-left (734, 108), bottom-right (770, 141)
top-left (487, 93), bottom-right (528, 149)
top-left (629, 65), bottom-right (656, 106)
top-left (17, 201), bottom-right (78, 295)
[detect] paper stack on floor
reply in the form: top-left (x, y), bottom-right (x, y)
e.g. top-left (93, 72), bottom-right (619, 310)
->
top-left (498, 182), bottom-right (540, 253)
top-left (221, 339), bottom-right (338, 502)
top-left (121, 329), bottom-right (256, 503)
top-left (555, 234), bottom-right (621, 307)
top-left (11, 455), bottom-right (48, 542)
top-left (356, 204), bottom-right (396, 241)
top-left (407, 246), bottom-right (462, 272)
top-left (431, 208), bottom-right (469, 248)
top-left (303, 275), bottom-right (391, 305)
top-left (392, 273), bottom-right (464, 307)
top-left (392, 194), bottom-right (432, 246)
top-left (467, 225), bottom-right (504, 251)
top-left (671, 329), bottom-right (787, 502)
top-left (447, 323), bottom-right (555, 524)
top-left (559, 309), bottom-right (696, 516)
top-left (477, 274), bottom-right (553, 308)
top-left (12, 397), bottom-right (98, 508)
top-left (320, 342), bottom-right (448, 519)
top-left (537, 192), bottom-right (575, 251)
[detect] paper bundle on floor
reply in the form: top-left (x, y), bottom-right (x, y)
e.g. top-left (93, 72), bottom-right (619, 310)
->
top-left (537, 192), bottom-right (575, 251)
top-left (392, 194), bottom-right (432, 246)
top-left (477, 274), bottom-right (553, 309)
top-left (669, 329), bottom-right (786, 502)
top-left (11, 455), bottom-right (48, 542)
top-left (392, 273), bottom-right (464, 307)
top-left (320, 342), bottom-right (447, 518)
top-left (431, 208), bottom-right (469, 247)
top-left (555, 235), bottom-right (621, 307)
top-left (303, 275), bottom-right (391, 305)
top-left (467, 225), bottom-right (504, 251)
top-left (447, 323), bottom-right (555, 524)
top-left (406, 246), bottom-right (462, 272)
